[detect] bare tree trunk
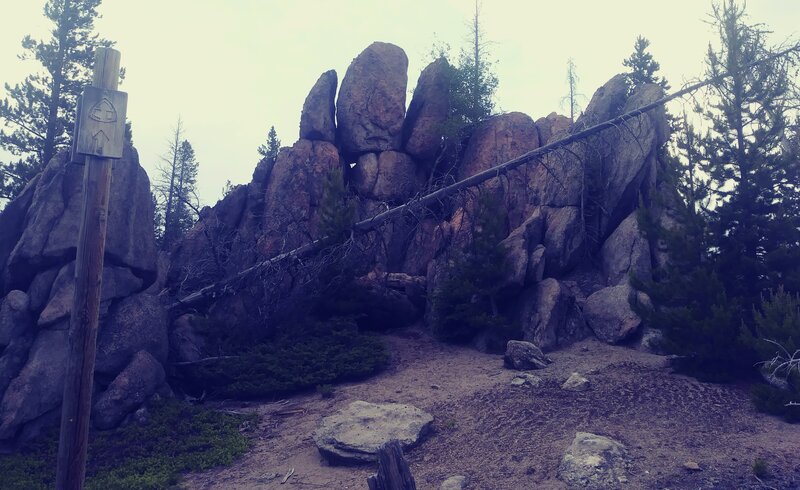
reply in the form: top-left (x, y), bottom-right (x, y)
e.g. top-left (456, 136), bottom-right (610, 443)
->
top-left (163, 118), bottom-right (183, 249)
top-left (366, 441), bottom-right (416, 490)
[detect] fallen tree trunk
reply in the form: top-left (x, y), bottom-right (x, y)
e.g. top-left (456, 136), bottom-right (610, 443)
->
top-left (170, 43), bottom-right (800, 311)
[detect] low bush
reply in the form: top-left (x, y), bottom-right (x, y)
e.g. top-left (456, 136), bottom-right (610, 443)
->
top-left (0, 399), bottom-right (253, 490)
top-left (750, 384), bottom-right (800, 423)
top-left (187, 317), bottom-right (389, 399)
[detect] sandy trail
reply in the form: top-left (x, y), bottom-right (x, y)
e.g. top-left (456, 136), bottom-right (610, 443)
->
top-left (181, 329), bottom-right (800, 490)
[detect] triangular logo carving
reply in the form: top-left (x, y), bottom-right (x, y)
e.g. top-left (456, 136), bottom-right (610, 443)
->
top-left (89, 98), bottom-right (117, 123)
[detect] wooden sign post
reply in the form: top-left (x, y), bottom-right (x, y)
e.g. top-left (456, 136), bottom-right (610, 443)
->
top-left (56, 47), bottom-right (126, 490)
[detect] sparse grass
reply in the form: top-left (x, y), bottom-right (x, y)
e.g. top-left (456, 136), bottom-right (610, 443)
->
top-left (0, 399), bottom-right (254, 490)
top-left (187, 317), bottom-right (389, 399)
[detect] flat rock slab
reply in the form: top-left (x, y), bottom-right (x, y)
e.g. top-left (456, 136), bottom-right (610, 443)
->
top-left (558, 432), bottom-right (629, 489)
top-left (314, 401), bottom-right (433, 464)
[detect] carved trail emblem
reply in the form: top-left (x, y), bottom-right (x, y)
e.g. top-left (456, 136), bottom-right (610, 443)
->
top-left (89, 98), bottom-right (117, 123)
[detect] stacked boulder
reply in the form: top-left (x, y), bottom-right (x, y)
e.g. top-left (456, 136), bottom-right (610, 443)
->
top-left (167, 42), bottom-right (671, 360)
top-left (0, 146), bottom-right (167, 441)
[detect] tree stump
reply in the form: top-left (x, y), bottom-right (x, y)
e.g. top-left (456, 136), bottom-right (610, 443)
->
top-left (366, 440), bottom-right (417, 490)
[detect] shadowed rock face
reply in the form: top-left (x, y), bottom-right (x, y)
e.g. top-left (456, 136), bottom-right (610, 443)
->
top-left (336, 42), bottom-right (408, 155)
top-left (300, 70), bottom-right (338, 143)
top-left (0, 146), bottom-right (166, 441)
top-left (4, 146), bottom-right (157, 293)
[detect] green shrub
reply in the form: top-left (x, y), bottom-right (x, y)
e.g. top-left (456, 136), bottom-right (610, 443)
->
top-left (0, 400), bottom-right (253, 490)
top-left (431, 194), bottom-right (513, 343)
top-left (188, 317), bottom-right (389, 399)
top-left (750, 384), bottom-right (800, 423)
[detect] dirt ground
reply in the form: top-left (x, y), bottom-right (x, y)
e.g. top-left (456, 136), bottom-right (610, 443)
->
top-left (181, 328), bottom-right (800, 490)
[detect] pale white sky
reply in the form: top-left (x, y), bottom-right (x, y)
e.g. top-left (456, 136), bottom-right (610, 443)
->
top-left (1, 1), bottom-right (799, 205)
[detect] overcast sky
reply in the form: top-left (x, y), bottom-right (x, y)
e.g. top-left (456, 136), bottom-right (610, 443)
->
top-left (1, 1), bottom-right (799, 205)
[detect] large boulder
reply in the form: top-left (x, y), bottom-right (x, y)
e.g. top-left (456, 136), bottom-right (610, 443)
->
top-left (0, 329), bottom-right (68, 440)
top-left (314, 401), bottom-right (433, 464)
top-left (601, 211), bottom-right (651, 286)
top-left (576, 77), bottom-right (668, 239)
top-left (300, 70), bottom-right (337, 142)
top-left (458, 112), bottom-right (540, 231)
top-left (4, 147), bottom-right (157, 291)
top-left (558, 432), bottom-right (629, 489)
top-left (37, 263), bottom-right (143, 326)
top-left (403, 57), bottom-right (451, 161)
top-left (95, 293), bottom-right (168, 378)
top-left (337, 42), bottom-right (408, 154)
top-left (93, 350), bottom-right (165, 430)
top-left (499, 210), bottom-right (546, 290)
top-left (258, 139), bottom-right (342, 256)
top-left (535, 112), bottom-right (572, 145)
top-left (543, 206), bottom-right (584, 277)
top-left (0, 331), bottom-right (35, 402)
top-left (351, 151), bottom-right (420, 203)
top-left (583, 284), bottom-right (643, 344)
top-left (517, 278), bottom-right (589, 351)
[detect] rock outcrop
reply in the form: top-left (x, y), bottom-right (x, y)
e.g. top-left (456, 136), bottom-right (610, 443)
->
top-left (314, 401), bottom-right (433, 464)
top-left (601, 211), bottom-right (651, 286)
top-left (517, 278), bottom-right (589, 351)
top-left (337, 42), bottom-right (408, 155)
top-left (259, 139), bottom-right (342, 256)
top-left (0, 146), bottom-right (166, 441)
top-left (300, 70), bottom-right (337, 142)
top-left (403, 57), bottom-right (451, 161)
top-left (352, 151), bottom-right (420, 203)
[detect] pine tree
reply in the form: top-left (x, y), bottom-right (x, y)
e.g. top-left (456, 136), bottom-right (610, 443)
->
top-left (155, 120), bottom-right (200, 250)
top-left (432, 194), bottom-right (510, 343)
top-left (0, 0), bottom-right (112, 201)
top-left (635, 1), bottom-right (800, 381)
top-left (257, 126), bottom-right (281, 161)
top-left (450, 0), bottom-right (498, 126)
top-left (623, 35), bottom-right (670, 89)
top-left (701, 0), bottom-right (800, 305)
top-left (318, 166), bottom-right (356, 243)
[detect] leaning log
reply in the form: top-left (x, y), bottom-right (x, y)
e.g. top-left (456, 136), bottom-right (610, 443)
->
top-left (367, 440), bottom-right (417, 490)
top-left (170, 43), bottom-right (800, 311)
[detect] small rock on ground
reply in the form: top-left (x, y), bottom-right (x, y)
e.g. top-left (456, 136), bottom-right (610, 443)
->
top-left (562, 372), bottom-right (590, 391)
top-left (440, 475), bottom-right (468, 489)
top-left (510, 373), bottom-right (542, 388)
top-left (504, 340), bottom-right (551, 370)
top-left (558, 432), bottom-right (629, 489)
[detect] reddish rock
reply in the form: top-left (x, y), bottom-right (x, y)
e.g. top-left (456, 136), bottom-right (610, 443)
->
top-left (535, 112), bottom-right (572, 145)
top-left (601, 211), bottom-right (652, 286)
top-left (458, 112), bottom-right (541, 230)
top-left (337, 42), bottom-right (408, 154)
top-left (259, 139), bottom-right (342, 256)
top-left (352, 151), bottom-right (420, 203)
